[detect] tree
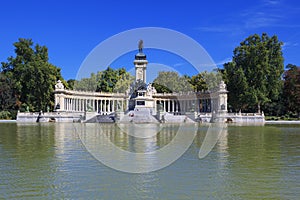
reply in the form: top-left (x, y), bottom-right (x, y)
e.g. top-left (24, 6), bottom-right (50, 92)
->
top-left (188, 73), bottom-right (207, 92)
top-left (1, 38), bottom-right (64, 112)
top-left (223, 64), bottom-right (250, 111)
top-left (0, 73), bottom-right (17, 112)
top-left (67, 79), bottom-right (75, 90)
top-left (73, 67), bottom-right (133, 93)
top-left (114, 71), bottom-right (134, 93)
top-left (200, 71), bottom-right (223, 91)
top-left (153, 71), bottom-right (193, 93)
top-left (224, 33), bottom-right (284, 113)
top-left (283, 64), bottom-right (300, 117)
top-left (96, 67), bottom-right (133, 92)
top-left (74, 72), bottom-right (100, 91)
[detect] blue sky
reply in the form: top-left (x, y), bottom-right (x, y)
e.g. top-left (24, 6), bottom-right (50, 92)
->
top-left (1, 0), bottom-right (299, 80)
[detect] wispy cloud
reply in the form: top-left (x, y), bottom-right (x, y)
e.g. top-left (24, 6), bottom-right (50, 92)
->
top-left (197, 25), bottom-right (243, 34)
top-left (282, 42), bottom-right (299, 50)
top-left (262, 0), bottom-right (281, 6)
top-left (244, 13), bottom-right (281, 29)
top-left (196, 0), bottom-right (299, 33)
top-left (173, 62), bottom-right (186, 67)
top-left (195, 57), bottom-right (232, 68)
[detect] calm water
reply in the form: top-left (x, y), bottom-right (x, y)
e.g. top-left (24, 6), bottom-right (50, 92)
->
top-left (0, 122), bottom-right (299, 199)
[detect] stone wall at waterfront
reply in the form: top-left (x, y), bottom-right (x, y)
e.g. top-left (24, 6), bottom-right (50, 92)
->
top-left (16, 111), bottom-right (265, 123)
top-left (16, 111), bottom-right (84, 122)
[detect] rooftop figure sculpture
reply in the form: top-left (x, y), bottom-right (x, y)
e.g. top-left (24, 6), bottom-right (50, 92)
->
top-left (138, 40), bottom-right (143, 53)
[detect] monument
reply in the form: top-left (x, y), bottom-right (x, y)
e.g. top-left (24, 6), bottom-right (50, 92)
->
top-left (134, 40), bottom-right (147, 83)
top-left (131, 40), bottom-right (157, 114)
top-left (17, 40), bottom-right (266, 123)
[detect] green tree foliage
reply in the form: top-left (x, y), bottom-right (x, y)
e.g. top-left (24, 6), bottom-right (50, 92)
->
top-left (97, 67), bottom-right (133, 92)
top-left (188, 73), bottom-right (207, 92)
top-left (114, 70), bottom-right (134, 93)
top-left (1, 38), bottom-right (64, 112)
top-left (200, 71), bottom-right (223, 91)
top-left (153, 71), bottom-right (193, 93)
top-left (74, 72), bottom-right (100, 91)
top-left (73, 67), bottom-right (133, 93)
top-left (67, 79), bottom-right (75, 90)
top-left (0, 73), bottom-right (17, 112)
top-left (153, 71), bottom-right (221, 93)
top-left (152, 82), bottom-right (173, 93)
top-left (224, 33), bottom-right (284, 112)
top-left (283, 64), bottom-right (300, 117)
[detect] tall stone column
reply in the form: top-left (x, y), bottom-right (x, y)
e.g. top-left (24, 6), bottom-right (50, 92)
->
top-left (66, 98), bottom-right (68, 111)
top-left (172, 100), bottom-right (174, 113)
top-left (92, 99), bottom-right (95, 111)
top-left (72, 99), bottom-right (74, 111)
top-left (96, 100), bottom-right (98, 113)
top-left (112, 100), bottom-right (115, 112)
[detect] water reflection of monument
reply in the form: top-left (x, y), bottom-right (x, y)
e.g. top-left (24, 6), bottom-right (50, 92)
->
top-left (90, 124), bottom-right (177, 153)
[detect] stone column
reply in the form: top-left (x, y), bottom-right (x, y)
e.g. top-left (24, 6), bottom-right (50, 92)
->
top-left (96, 99), bottom-right (99, 112)
top-left (66, 98), bottom-right (68, 111)
top-left (79, 99), bottom-right (81, 111)
top-left (63, 98), bottom-right (66, 111)
top-left (93, 99), bottom-right (95, 112)
top-left (172, 100), bottom-right (174, 113)
top-left (63, 98), bottom-right (65, 110)
top-left (73, 99), bottom-right (75, 111)
top-left (78, 99), bottom-right (80, 111)
top-left (112, 100), bottom-right (115, 112)
top-left (67, 98), bottom-right (70, 111)
top-left (75, 99), bottom-right (78, 111)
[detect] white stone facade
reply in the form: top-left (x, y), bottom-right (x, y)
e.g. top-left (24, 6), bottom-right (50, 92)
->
top-left (53, 80), bottom-right (228, 116)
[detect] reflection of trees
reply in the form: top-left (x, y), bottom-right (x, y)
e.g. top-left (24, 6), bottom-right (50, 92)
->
top-left (0, 123), bottom-right (56, 160)
top-left (193, 125), bottom-right (210, 148)
top-left (0, 123), bottom-right (57, 197)
top-left (226, 126), bottom-right (282, 199)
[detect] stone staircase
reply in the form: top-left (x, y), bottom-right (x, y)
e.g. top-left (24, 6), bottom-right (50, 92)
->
top-left (119, 108), bottom-right (159, 123)
top-left (162, 113), bottom-right (195, 123)
top-left (84, 113), bottom-right (115, 123)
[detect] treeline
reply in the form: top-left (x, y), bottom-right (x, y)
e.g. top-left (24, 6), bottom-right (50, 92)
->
top-left (1, 34), bottom-right (300, 119)
top-left (224, 33), bottom-right (300, 118)
top-left (0, 39), bottom-right (66, 119)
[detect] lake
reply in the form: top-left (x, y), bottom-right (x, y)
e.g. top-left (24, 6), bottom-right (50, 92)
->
top-left (0, 122), bottom-right (299, 199)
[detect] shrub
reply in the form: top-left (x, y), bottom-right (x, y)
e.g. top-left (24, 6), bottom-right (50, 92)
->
top-left (0, 111), bottom-right (12, 119)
